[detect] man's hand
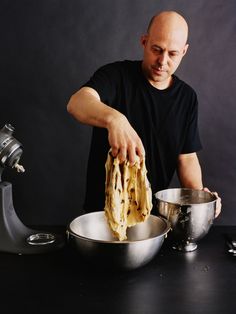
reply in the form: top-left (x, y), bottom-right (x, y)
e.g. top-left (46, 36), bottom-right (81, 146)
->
top-left (107, 113), bottom-right (145, 165)
top-left (67, 87), bottom-right (145, 165)
top-left (203, 187), bottom-right (222, 218)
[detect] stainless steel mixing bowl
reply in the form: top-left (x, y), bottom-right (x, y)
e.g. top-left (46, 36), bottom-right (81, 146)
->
top-left (67, 211), bottom-right (170, 270)
top-left (155, 188), bottom-right (217, 252)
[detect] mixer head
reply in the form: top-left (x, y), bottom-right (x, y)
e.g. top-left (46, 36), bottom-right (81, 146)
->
top-left (0, 124), bottom-right (25, 176)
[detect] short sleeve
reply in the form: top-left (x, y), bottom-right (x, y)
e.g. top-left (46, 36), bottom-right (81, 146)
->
top-left (82, 63), bottom-right (120, 105)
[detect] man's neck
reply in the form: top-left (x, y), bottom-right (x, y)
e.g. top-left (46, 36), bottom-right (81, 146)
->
top-left (149, 76), bottom-right (173, 90)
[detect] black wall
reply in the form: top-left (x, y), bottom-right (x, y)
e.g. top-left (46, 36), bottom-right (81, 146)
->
top-left (0, 0), bottom-right (235, 226)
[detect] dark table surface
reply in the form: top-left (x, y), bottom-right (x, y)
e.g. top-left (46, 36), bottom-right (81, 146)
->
top-left (0, 225), bottom-right (235, 314)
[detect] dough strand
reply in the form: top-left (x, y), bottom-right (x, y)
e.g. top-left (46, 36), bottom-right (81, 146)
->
top-left (104, 150), bottom-right (153, 240)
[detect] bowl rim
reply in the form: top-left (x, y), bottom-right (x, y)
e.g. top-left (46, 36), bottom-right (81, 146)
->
top-left (67, 211), bottom-right (171, 244)
top-left (154, 188), bottom-right (217, 206)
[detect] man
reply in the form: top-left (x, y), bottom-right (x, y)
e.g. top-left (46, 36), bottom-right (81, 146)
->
top-left (67, 11), bottom-right (221, 216)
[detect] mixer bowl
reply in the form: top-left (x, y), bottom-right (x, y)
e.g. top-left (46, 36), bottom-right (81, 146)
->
top-left (155, 188), bottom-right (217, 252)
top-left (67, 211), bottom-right (170, 270)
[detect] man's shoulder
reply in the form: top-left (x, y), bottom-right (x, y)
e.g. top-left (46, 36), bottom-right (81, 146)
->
top-left (98, 60), bottom-right (141, 73)
top-left (174, 75), bottom-right (197, 96)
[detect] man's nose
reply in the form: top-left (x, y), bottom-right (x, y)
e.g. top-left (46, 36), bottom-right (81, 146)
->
top-left (158, 51), bottom-right (168, 65)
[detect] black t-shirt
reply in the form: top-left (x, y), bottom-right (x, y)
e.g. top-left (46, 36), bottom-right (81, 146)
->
top-left (83, 60), bottom-right (202, 212)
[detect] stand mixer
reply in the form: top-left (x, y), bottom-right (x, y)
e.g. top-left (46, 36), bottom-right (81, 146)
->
top-left (0, 123), bottom-right (65, 254)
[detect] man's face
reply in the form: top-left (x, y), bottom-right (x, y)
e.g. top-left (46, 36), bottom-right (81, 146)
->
top-left (141, 29), bottom-right (188, 89)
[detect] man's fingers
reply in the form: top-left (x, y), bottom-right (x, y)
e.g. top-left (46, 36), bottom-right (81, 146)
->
top-left (111, 147), bottom-right (119, 158)
top-left (127, 145), bottom-right (137, 166)
top-left (136, 145), bottom-right (145, 162)
top-left (213, 193), bottom-right (222, 218)
top-left (111, 145), bottom-right (145, 166)
top-left (203, 187), bottom-right (222, 218)
top-left (118, 146), bottom-right (127, 163)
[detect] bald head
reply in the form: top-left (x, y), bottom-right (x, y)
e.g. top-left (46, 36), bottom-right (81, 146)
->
top-left (141, 11), bottom-right (189, 89)
top-left (147, 11), bottom-right (188, 46)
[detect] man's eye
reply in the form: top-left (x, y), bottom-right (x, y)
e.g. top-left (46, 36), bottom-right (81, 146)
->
top-left (170, 52), bottom-right (179, 58)
top-left (152, 47), bottom-right (161, 53)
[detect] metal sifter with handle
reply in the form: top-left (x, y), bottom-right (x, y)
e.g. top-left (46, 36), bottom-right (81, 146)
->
top-left (0, 123), bottom-right (64, 254)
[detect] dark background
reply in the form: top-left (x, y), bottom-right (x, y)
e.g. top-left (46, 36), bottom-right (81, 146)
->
top-left (0, 0), bottom-right (235, 226)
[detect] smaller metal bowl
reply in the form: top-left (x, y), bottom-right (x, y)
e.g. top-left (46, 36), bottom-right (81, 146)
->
top-left (155, 188), bottom-right (217, 252)
top-left (67, 211), bottom-right (170, 270)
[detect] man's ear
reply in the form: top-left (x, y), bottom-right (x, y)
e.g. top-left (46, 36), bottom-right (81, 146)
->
top-left (182, 43), bottom-right (189, 56)
top-left (140, 34), bottom-right (148, 47)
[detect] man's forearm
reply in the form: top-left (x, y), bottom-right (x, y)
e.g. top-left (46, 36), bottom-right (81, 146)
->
top-left (67, 87), bottom-right (145, 163)
top-left (67, 86), bottom-right (122, 129)
top-left (177, 153), bottom-right (203, 189)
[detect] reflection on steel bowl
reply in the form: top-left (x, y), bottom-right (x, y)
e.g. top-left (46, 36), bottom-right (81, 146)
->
top-left (67, 211), bottom-right (170, 270)
top-left (155, 188), bottom-right (217, 252)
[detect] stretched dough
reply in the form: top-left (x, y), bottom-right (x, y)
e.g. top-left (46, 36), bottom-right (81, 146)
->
top-left (104, 150), bottom-right (153, 240)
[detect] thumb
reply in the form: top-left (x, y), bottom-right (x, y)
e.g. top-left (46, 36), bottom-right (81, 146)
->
top-left (202, 187), bottom-right (210, 193)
